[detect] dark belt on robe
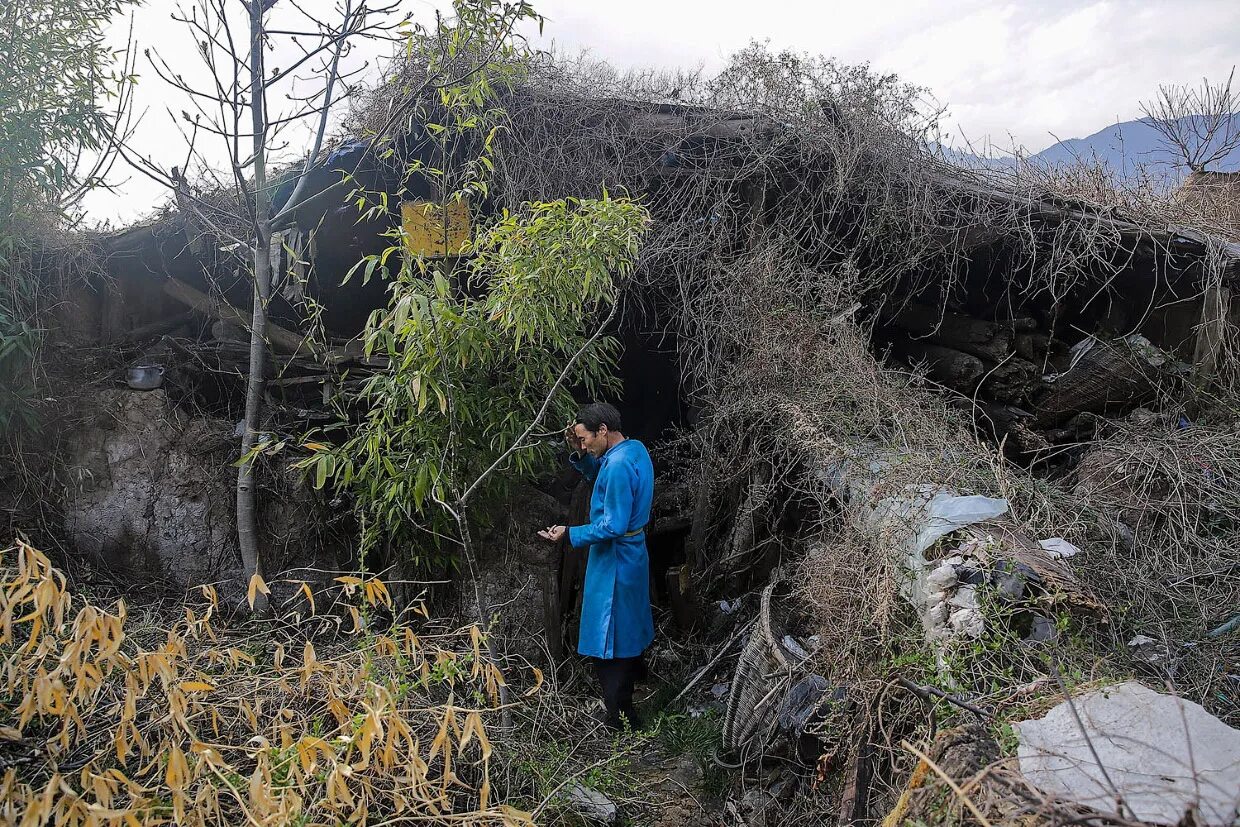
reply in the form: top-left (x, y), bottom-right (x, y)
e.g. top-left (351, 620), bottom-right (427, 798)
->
top-left (623, 526), bottom-right (647, 537)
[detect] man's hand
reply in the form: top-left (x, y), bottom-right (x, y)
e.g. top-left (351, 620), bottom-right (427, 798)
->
top-left (538, 525), bottom-right (567, 543)
top-left (564, 424), bottom-right (583, 453)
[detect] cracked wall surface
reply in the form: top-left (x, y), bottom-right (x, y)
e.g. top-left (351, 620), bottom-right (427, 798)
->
top-left (62, 389), bottom-right (334, 590)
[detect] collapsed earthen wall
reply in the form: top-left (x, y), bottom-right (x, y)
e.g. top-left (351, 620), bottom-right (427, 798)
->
top-left (59, 388), bottom-right (342, 595)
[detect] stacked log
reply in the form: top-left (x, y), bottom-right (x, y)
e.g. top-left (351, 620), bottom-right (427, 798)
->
top-left (884, 303), bottom-right (1052, 405)
top-left (882, 302), bottom-right (1179, 454)
top-left (888, 341), bottom-right (985, 389)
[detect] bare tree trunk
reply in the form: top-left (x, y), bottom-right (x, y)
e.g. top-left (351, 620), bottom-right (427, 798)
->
top-left (237, 1), bottom-right (272, 614)
top-left (454, 514), bottom-right (513, 729)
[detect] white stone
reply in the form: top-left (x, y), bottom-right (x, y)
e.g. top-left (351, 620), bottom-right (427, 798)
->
top-left (566, 784), bottom-right (617, 825)
top-left (1039, 537), bottom-right (1083, 559)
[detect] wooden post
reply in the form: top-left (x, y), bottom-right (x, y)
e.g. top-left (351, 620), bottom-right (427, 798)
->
top-left (1192, 276), bottom-right (1233, 381)
top-left (687, 457), bottom-right (715, 571)
top-left (541, 552), bottom-right (563, 663)
top-left (665, 563), bottom-right (695, 631)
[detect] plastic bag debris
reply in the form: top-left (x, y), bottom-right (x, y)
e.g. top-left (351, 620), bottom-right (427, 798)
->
top-left (777, 674), bottom-right (833, 738)
top-left (1039, 537), bottom-right (1082, 559)
top-left (820, 454), bottom-right (1009, 659)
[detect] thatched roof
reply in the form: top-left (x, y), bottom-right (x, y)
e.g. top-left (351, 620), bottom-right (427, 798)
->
top-left (1176, 170), bottom-right (1240, 241)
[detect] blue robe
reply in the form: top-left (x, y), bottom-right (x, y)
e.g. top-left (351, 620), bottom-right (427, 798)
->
top-left (568, 439), bottom-right (655, 659)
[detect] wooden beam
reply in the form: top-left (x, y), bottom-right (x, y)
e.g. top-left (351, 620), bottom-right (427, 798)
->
top-left (163, 278), bottom-right (308, 355)
top-left (120, 309), bottom-right (196, 344)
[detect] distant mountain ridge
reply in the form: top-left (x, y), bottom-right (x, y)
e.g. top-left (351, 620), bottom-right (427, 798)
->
top-left (944, 114), bottom-right (1240, 183)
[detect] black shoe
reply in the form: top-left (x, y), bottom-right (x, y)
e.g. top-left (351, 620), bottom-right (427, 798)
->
top-left (593, 707), bottom-right (621, 730)
top-left (592, 707), bottom-right (644, 732)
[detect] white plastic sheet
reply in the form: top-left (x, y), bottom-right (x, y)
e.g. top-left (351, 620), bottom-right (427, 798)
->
top-left (1017, 682), bottom-right (1240, 825)
top-left (1039, 537), bottom-right (1083, 560)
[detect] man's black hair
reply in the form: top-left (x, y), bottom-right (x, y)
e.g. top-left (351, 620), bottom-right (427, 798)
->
top-left (575, 402), bottom-right (623, 434)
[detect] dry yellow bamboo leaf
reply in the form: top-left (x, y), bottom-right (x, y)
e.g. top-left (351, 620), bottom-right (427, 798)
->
top-left (326, 763), bottom-right (354, 809)
top-left (164, 744), bottom-right (188, 792)
top-left (469, 626), bottom-right (483, 676)
top-left (112, 724), bottom-right (129, 763)
top-left (479, 774), bottom-right (491, 810)
top-left (498, 804), bottom-right (537, 826)
top-left (228, 647), bottom-right (255, 667)
top-left (298, 582), bottom-right (315, 615)
top-left (177, 680), bottom-right (215, 693)
top-left (240, 699), bottom-right (259, 731)
top-left (300, 641), bottom-right (318, 689)
top-left (524, 666), bottom-right (544, 697)
top-left (371, 578), bottom-right (392, 608)
top-left (246, 573), bottom-right (269, 611)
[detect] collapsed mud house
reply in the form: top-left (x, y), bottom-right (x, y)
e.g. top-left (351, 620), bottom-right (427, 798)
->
top-left (41, 90), bottom-right (1240, 567)
top-left (6, 53), bottom-right (1239, 825)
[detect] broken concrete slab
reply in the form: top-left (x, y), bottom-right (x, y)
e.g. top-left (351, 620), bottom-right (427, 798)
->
top-left (1016, 681), bottom-right (1240, 825)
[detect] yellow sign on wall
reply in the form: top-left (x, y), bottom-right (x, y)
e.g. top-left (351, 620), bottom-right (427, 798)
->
top-left (401, 198), bottom-right (471, 258)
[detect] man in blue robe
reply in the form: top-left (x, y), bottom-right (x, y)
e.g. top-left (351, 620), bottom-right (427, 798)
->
top-left (539, 402), bottom-right (655, 729)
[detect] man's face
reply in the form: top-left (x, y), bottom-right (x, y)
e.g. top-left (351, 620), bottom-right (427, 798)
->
top-left (573, 422), bottom-right (609, 457)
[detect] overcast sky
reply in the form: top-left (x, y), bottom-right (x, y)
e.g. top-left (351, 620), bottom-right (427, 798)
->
top-left (83, 0), bottom-right (1240, 225)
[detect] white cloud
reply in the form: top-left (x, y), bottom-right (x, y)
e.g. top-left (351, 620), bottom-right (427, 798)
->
top-left (83, 0), bottom-right (1240, 223)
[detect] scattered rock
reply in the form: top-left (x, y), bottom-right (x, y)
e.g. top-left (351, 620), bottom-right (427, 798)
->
top-left (1025, 614), bottom-right (1057, 642)
top-left (565, 784), bottom-right (617, 825)
top-left (989, 560), bottom-right (1036, 602)
top-left (1127, 633), bottom-right (1171, 666)
top-left (738, 788), bottom-right (776, 827)
top-left (948, 607), bottom-right (984, 638)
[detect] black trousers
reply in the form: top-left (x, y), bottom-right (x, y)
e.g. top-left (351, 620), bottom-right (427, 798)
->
top-left (593, 656), bottom-right (643, 729)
